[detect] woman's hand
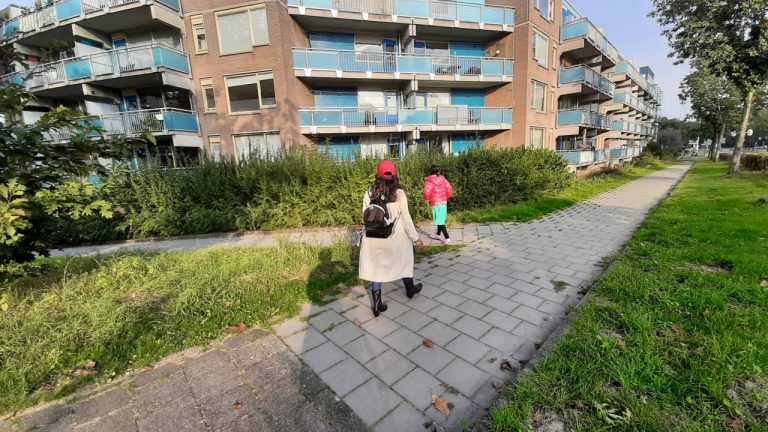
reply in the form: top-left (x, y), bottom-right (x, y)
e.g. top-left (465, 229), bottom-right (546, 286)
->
top-left (414, 239), bottom-right (425, 250)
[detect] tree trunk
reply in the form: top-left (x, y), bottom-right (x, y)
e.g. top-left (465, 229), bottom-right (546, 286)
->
top-left (728, 89), bottom-right (755, 175)
top-left (713, 127), bottom-right (724, 162)
top-left (708, 127), bottom-right (718, 161)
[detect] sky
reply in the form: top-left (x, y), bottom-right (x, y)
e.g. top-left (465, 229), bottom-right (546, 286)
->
top-left (570, 0), bottom-right (690, 119)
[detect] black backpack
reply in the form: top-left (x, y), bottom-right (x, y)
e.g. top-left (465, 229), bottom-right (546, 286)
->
top-left (363, 191), bottom-right (398, 238)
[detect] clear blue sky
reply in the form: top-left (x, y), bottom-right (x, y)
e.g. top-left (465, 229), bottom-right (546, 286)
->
top-left (570, 0), bottom-right (690, 119)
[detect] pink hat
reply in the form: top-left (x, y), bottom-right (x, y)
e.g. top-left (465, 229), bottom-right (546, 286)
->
top-left (377, 160), bottom-right (397, 179)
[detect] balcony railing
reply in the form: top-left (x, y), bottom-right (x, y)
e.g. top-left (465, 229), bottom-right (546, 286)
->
top-left (286, 0), bottom-right (515, 26)
top-left (612, 62), bottom-right (662, 103)
top-left (560, 18), bottom-right (619, 64)
top-left (558, 150), bottom-right (594, 166)
top-left (0, 0), bottom-right (180, 40)
top-left (612, 120), bottom-right (654, 136)
top-left (559, 65), bottom-right (614, 96)
top-left (6, 44), bottom-right (190, 91)
top-left (556, 109), bottom-right (611, 130)
top-left (46, 108), bottom-right (199, 141)
top-left (292, 48), bottom-right (513, 77)
top-left (613, 92), bottom-right (657, 117)
top-left (299, 106), bottom-right (512, 127)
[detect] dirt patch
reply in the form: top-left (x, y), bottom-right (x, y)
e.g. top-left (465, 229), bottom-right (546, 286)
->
top-left (725, 377), bottom-right (768, 424)
top-left (530, 407), bottom-right (570, 432)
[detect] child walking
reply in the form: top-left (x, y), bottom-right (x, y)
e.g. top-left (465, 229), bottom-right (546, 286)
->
top-left (423, 164), bottom-right (454, 244)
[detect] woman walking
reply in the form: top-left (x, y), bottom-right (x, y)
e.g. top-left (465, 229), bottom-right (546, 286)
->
top-left (423, 164), bottom-right (454, 244)
top-left (360, 160), bottom-right (425, 317)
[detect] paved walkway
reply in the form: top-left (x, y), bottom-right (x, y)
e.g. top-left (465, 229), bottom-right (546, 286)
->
top-left (3, 164), bottom-right (691, 432)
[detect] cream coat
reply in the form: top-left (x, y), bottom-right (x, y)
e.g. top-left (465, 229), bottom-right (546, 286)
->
top-left (359, 188), bottom-right (420, 282)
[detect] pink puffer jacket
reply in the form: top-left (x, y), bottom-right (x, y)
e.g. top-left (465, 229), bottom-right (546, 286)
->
top-left (423, 175), bottom-right (454, 206)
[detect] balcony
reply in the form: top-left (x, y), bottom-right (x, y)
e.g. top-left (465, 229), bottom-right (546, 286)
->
top-left (556, 109), bottom-right (611, 130)
top-left (298, 106), bottom-right (512, 133)
top-left (287, 0), bottom-right (515, 31)
top-left (612, 62), bottom-right (662, 104)
top-left (560, 18), bottom-right (618, 65)
top-left (292, 48), bottom-right (513, 82)
top-left (611, 120), bottom-right (654, 136)
top-left (558, 150), bottom-right (595, 167)
top-left (0, 0), bottom-right (181, 44)
top-left (47, 108), bottom-right (199, 142)
top-left (612, 92), bottom-right (657, 118)
top-left (559, 65), bottom-right (614, 98)
top-left (6, 44), bottom-right (190, 93)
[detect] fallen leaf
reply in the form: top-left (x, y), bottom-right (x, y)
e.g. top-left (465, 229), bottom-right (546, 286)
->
top-left (728, 418), bottom-right (744, 431)
top-left (227, 323), bottom-right (247, 333)
top-left (432, 395), bottom-right (451, 417)
top-left (42, 384), bottom-right (56, 392)
top-left (625, 407), bottom-right (633, 420)
top-left (234, 298), bottom-right (241, 306)
top-left (354, 319), bottom-right (361, 327)
top-left (422, 339), bottom-right (434, 348)
top-left (760, 280), bottom-right (768, 287)
top-left (617, 338), bottom-right (626, 347)
top-left (233, 402), bottom-right (242, 412)
top-left (423, 421), bottom-right (439, 432)
top-left (142, 365), bottom-right (154, 372)
top-left (85, 360), bottom-right (96, 369)
top-left (491, 381), bottom-right (503, 390)
top-left (532, 409), bottom-right (544, 422)
top-left (500, 360), bottom-right (513, 371)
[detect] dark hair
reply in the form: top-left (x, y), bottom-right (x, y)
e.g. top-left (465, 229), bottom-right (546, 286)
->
top-left (371, 176), bottom-right (402, 202)
top-left (430, 164), bottom-right (441, 175)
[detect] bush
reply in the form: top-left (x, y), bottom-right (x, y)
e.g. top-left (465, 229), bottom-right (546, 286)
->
top-left (741, 153), bottom-right (768, 172)
top-left (65, 148), bottom-right (571, 242)
top-left (632, 153), bottom-right (665, 169)
top-left (719, 153), bottom-right (732, 162)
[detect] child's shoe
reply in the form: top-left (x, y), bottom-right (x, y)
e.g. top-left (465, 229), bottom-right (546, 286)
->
top-left (430, 234), bottom-right (441, 241)
top-left (444, 238), bottom-right (453, 245)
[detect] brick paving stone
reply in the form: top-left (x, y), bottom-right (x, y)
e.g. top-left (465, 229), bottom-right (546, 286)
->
top-left (434, 291), bottom-right (466, 308)
top-left (482, 310), bottom-right (522, 333)
top-left (444, 334), bottom-right (492, 364)
top-left (283, 327), bottom-right (329, 355)
top-left (392, 368), bottom-right (445, 411)
top-left (451, 315), bottom-right (492, 339)
top-left (436, 358), bottom-right (490, 397)
top-left (307, 310), bottom-right (347, 332)
top-left (382, 327), bottom-right (424, 355)
top-left (365, 350), bottom-right (416, 386)
top-left (397, 308), bottom-right (434, 332)
top-left (465, 277), bottom-right (494, 290)
top-left (480, 328), bottom-right (529, 354)
top-left (407, 296), bottom-right (441, 314)
top-left (319, 357), bottom-right (372, 397)
top-left (373, 402), bottom-right (430, 432)
top-left (458, 299), bottom-right (492, 319)
top-left (511, 292), bottom-right (545, 310)
top-left (324, 321), bottom-right (365, 346)
top-left (511, 304), bottom-right (549, 326)
top-left (361, 315), bottom-right (401, 339)
top-left (484, 295), bottom-right (520, 314)
top-left (343, 378), bottom-right (403, 425)
top-left (342, 334), bottom-right (389, 364)
top-left (407, 344), bottom-right (456, 375)
top-left (419, 320), bottom-right (461, 347)
top-left (461, 287), bottom-right (494, 303)
top-left (301, 342), bottom-right (349, 373)
top-left (441, 279), bottom-right (469, 294)
top-left (426, 304), bottom-right (464, 325)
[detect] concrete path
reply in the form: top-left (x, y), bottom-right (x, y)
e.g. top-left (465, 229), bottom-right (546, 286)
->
top-left (4, 164), bottom-right (691, 432)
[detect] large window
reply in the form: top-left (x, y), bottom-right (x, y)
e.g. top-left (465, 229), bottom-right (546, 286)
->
top-left (216, 6), bottom-right (269, 55)
top-left (532, 32), bottom-right (548, 67)
top-left (225, 72), bottom-right (275, 113)
top-left (200, 78), bottom-right (216, 112)
top-left (191, 15), bottom-right (206, 53)
top-left (530, 127), bottom-right (544, 148)
top-left (234, 132), bottom-right (282, 160)
top-left (531, 80), bottom-right (546, 111)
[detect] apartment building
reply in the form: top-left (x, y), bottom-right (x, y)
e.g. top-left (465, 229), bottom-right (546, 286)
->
top-left (1, 0), bottom-right (661, 169)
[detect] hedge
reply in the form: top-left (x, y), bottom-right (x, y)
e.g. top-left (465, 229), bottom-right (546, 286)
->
top-left (718, 152), bottom-right (768, 172)
top-left (56, 148), bottom-right (572, 244)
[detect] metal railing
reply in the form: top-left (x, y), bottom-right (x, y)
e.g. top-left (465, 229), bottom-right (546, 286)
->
top-left (286, 0), bottom-right (516, 26)
top-left (560, 18), bottom-right (619, 64)
top-left (45, 108), bottom-right (199, 141)
top-left (298, 106), bottom-right (512, 127)
top-left (612, 62), bottom-right (663, 104)
top-left (556, 109), bottom-right (611, 130)
top-left (5, 44), bottom-right (190, 90)
top-left (613, 92), bottom-right (658, 117)
top-left (611, 120), bottom-right (654, 136)
top-left (559, 65), bottom-right (614, 96)
top-left (292, 48), bottom-right (513, 77)
top-left (0, 0), bottom-right (179, 41)
top-left (558, 150), bottom-right (595, 166)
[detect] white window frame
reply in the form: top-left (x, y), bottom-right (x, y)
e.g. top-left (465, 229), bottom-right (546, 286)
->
top-left (532, 31), bottom-right (549, 68)
top-left (208, 135), bottom-right (222, 161)
top-left (232, 131), bottom-right (282, 161)
top-left (530, 127), bottom-right (545, 148)
top-left (531, 80), bottom-right (546, 112)
top-left (191, 15), bottom-right (207, 53)
top-left (215, 5), bottom-right (269, 56)
top-left (224, 71), bottom-right (276, 114)
top-left (200, 78), bottom-right (216, 113)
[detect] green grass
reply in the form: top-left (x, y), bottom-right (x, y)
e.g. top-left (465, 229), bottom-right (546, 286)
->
top-left (0, 242), bottom-right (358, 414)
top-left (489, 162), bottom-right (768, 431)
top-left (455, 163), bottom-right (670, 224)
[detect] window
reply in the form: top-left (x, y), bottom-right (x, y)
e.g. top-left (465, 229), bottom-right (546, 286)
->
top-left (533, 0), bottom-right (553, 20)
top-left (531, 80), bottom-right (546, 111)
top-left (532, 32), bottom-right (548, 67)
top-left (530, 127), bottom-right (544, 148)
top-left (191, 15), bottom-right (207, 53)
top-left (225, 72), bottom-right (275, 113)
top-left (208, 135), bottom-right (222, 161)
top-left (216, 6), bottom-right (269, 55)
top-left (233, 132), bottom-right (282, 160)
top-left (200, 78), bottom-right (216, 112)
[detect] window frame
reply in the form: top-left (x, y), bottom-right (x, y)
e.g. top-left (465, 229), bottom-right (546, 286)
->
top-left (191, 14), bottom-right (207, 54)
top-left (532, 31), bottom-right (549, 68)
top-left (200, 78), bottom-right (216, 113)
top-left (215, 5), bottom-right (269, 56)
top-left (531, 80), bottom-right (547, 112)
top-left (232, 131), bottom-right (282, 161)
top-left (529, 126), bottom-right (545, 148)
top-left (224, 71), bottom-right (276, 114)
top-left (208, 135), bottom-right (222, 161)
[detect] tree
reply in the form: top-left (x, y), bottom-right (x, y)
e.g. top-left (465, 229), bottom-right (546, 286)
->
top-left (0, 80), bottom-right (127, 265)
top-left (679, 66), bottom-right (743, 161)
top-left (651, 0), bottom-right (768, 174)
top-left (657, 127), bottom-right (685, 154)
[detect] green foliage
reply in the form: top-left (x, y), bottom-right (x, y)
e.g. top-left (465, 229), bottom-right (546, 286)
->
top-left (741, 153), bottom-right (768, 172)
top-left (76, 148), bottom-right (570, 241)
top-left (0, 180), bottom-right (30, 247)
top-left (490, 162), bottom-right (768, 431)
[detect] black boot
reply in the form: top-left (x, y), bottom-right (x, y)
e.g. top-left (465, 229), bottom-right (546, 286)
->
top-left (372, 290), bottom-right (388, 317)
top-left (404, 279), bottom-right (423, 299)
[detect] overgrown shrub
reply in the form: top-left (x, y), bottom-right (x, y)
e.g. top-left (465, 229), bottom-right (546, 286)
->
top-left (65, 148), bottom-right (571, 242)
top-left (741, 153), bottom-right (768, 172)
top-left (632, 153), bottom-right (665, 168)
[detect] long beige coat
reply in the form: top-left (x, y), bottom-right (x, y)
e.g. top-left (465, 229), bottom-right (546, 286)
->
top-left (359, 188), bottom-right (420, 282)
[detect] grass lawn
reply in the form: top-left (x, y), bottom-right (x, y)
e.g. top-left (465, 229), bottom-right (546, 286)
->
top-left (455, 162), bottom-right (670, 224)
top-left (0, 241), bottom-right (457, 414)
top-left (489, 162), bottom-right (768, 431)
